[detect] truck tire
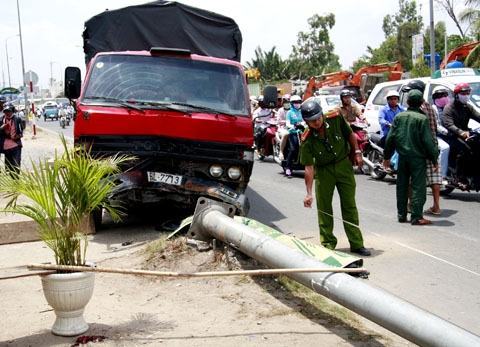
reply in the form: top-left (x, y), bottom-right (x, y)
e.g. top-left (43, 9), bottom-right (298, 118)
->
top-left (91, 207), bottom-right (104, 232)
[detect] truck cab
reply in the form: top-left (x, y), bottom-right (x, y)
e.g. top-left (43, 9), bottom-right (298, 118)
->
top-left (66, 48), bottom-right (254, 215)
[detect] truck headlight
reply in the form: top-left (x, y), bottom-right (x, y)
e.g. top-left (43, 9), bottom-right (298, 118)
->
top-left (209, 165), bottom-right (224, 178)
top-left (227, 167), bottom-right (242, 180)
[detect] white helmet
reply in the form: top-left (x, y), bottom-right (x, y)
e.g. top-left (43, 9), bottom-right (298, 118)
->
top-left (290, 95), bottom-right (302, 103)
top-left (432, 86), bottom-right (449, 99)
top-left (386, 90), bottom-right (400, 99)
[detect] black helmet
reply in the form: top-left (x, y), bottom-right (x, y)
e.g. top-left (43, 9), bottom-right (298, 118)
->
top-left (301, 100), bottom-right (323, 122)
top-left (340, 89), bottom-right (351, 98)
top-left (402, 79), bottom-right (426, 93)
top-left (3, 104), bottom-right (15, 113)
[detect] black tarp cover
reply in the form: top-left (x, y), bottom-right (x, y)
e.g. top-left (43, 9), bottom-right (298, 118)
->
top-left (82, 1), bottom-right (242, 64)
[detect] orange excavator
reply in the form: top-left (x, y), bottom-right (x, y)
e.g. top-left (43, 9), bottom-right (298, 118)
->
top-left (303, 61), bottom-right (404, 103)
top-left (440, 41), bottom-right (480, 69)
top-left (303, 71), bottom-right (353, 100)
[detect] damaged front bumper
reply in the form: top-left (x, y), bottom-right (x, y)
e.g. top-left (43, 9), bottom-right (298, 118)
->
top-left (110, 172), bottom-right (249, 216)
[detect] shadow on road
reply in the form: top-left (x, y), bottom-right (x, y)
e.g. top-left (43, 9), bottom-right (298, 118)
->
top-left (246, 187), bottom-right (286, 225)
top-left (443, 192), bottom-right (480, 203)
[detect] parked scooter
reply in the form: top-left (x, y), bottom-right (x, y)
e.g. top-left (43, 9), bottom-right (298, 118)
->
top-left (442, 128), bottom-right (480, 194)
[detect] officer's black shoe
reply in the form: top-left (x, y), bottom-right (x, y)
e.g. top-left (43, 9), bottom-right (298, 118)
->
top-left (350, 247), bottom-right (371, 256)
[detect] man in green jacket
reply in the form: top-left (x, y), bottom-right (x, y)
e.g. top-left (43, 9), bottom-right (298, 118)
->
top-left (384, 90), bottom-right (439, 225)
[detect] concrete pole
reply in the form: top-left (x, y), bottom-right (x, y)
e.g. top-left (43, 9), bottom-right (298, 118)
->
top-left (429, 0), bottom-right (436, 75)
top-left (191, 199), bottom-right (480, 347)
top-left (16, 0), bottom-right (28, 112)
top-left (4, 36), bottom-right (16, 88)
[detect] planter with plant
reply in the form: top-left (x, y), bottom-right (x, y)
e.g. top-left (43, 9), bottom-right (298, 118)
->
top-left (0, 137), bottom-right (130, 336)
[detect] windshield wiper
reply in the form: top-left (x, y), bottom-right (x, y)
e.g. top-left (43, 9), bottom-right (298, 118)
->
top-left (168, 102), bottom-right (237, 116)
top-left (83, 96), bottom-right (145, 112)
top-left (136, 100), bottom-right (237, 116)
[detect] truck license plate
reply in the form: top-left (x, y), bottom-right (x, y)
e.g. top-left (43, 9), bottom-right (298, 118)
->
top-left (147, 171), bottom-right (183, 186)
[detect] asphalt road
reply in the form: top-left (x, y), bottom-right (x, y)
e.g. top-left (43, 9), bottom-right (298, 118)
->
top-left (35, 116), bottom-right (74, 139)
top-left (247, 156), bottom-right (480, 336)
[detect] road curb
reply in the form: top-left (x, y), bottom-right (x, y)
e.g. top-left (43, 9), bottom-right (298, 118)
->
top-left (0, 215), bottom-right (95, 245)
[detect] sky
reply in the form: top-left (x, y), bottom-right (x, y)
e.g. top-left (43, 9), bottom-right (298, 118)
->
top-left (0, 0), bottom-right (469, 89)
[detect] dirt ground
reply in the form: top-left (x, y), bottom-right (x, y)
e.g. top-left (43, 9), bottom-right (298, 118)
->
top-left (0, 225), bottom-right (412, 347)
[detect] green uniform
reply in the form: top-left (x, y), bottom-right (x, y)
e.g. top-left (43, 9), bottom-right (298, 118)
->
top-left (300, 114), bottom-right (364, 250)
top-left (384, 108), bottom-right (439, 222)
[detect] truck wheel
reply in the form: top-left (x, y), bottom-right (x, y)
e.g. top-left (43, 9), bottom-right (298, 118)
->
top-left (90, 208), bottom-right (104, 232)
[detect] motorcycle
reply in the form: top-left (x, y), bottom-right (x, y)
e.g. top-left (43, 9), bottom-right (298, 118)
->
top-left (273, 123), bottom-right (305, 173)
top-left (59, 114), bottom-right (67, 129)
top-left (442, 128), bottom-right (480, 194)
top-left (360, 131), bottom-right (397, 180)
top-left (253, 114), bottom-right (278, 160)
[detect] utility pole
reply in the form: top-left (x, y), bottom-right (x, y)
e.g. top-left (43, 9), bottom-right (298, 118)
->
top-left (4, 35), bottom-right (17, 88)
top-left (429, 0), bottom-right (435, 75)
top-left (16, 0), bottom-right (28, 111)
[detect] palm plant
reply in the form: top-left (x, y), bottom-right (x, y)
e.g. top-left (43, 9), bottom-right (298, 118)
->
top-left (0, 137), bottom-right (131, 266)
top-left (460, 0), bottom-right (480, 39)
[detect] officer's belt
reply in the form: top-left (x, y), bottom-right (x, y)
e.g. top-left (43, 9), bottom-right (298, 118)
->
top-left (315, 155), bottom-right (348, 169)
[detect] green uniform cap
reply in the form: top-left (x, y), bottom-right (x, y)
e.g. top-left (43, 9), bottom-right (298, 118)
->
top-left (407, 89), bottom-right (423, 104)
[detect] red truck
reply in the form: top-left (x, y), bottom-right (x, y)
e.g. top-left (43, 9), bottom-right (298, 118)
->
top-left (64, 2), bottom-right (258, 220)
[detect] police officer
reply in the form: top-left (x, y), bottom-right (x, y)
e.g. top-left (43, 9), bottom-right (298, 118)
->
top-left (300, 100), bottom-right (370, 256)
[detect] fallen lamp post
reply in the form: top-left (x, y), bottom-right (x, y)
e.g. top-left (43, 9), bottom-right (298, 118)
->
top-left (188, 198), bottom-right (480, 347)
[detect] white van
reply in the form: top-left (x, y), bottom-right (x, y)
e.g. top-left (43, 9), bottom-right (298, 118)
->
top-left (364, 68), bottom-right (480, 133)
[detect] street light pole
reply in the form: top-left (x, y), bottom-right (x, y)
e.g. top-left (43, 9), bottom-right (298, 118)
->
top-left (429, 0), bottom-right (435, 75)
top-left (16, 0), bottom-right (28, 111)
top-left (4, 35), bottom-right (18, 87)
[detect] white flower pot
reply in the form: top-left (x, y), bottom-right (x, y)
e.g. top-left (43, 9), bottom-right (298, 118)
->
top-left (41, 271), bottom-right (95, 336)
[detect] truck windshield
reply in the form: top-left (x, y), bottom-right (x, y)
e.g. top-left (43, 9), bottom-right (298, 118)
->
top-left (83, 54), bottom-right (249, 116)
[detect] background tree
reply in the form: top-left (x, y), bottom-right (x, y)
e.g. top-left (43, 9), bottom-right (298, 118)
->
top-left (245, 46), bottom-right (289, 82)
top-left (410, 62), bottom-right (432, 77)
top-left (382, 0), bottom-right (423, 38)
top-left (424, 21), bottom-right (447, 55)
top-left (353, 0), bottom-right (423, 71)
top-left (435, 0), bottom-right (467, 38)
top-left (459, 0), bottom-right (480, 39)
top-left (289, 13), bottom-right (341, 78)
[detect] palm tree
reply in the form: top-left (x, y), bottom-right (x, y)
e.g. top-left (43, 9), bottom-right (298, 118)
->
top-left (460, 0), bottom-right (480, 39)
top-left (0, 137), bottom-right (132, 266)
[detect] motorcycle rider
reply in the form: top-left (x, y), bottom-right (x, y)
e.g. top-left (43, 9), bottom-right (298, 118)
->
top-left (276, 94), bottom-right (290, 161)
top-left (337, 89), bottom-right (365, 124)
top-left (284, 95), bottom-right (304, 177)
top-left (300, 100), bottom-right (370, 256)
top-left (253, 95), bottom-right (276, 159)
top-left (378, 90), bottom-right (404, 148)
top-left (442, 82), bottom-right (480, 189)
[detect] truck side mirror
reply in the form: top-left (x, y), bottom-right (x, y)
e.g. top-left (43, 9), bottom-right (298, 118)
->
top-left (262, 85), bottom-right (277, 109)
top-left (64, 67), bottom-right (81, 99)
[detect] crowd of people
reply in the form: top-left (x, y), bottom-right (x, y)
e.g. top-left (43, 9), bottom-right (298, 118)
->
top-left (252, 80), bottom-right (480, 255)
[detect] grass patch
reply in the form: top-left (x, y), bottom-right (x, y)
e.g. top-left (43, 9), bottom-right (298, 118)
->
top-left (143, 236), bottom-right (168, 263)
